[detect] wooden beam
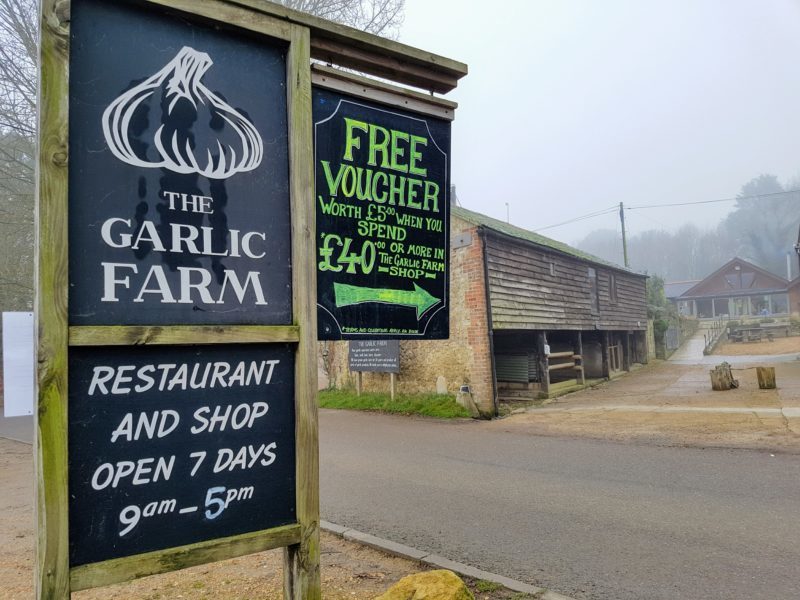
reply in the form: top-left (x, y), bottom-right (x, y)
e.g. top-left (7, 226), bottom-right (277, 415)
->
top-left (548, 362), bottom-right (577, 372)
top-left (536, 332), bottom-right (550, 396)
top-left (36, 1), bottom-right (70, 597)
top-left (575, 332), bottom-right (585, 385)
top-left (284, 23), bottom-right (321, 600)
top-left (224, 0), bottom-right (467, 93)
top-left (311, 64), bottom-right (457, 121)
top-left (69, 325), bottom-right (300, 346)
top-left (144, 0), bottom-right (293, 41)
top-left (310, 37), bottom-right (460, 94)
top-left (70, 525), bottom-right (301, 591)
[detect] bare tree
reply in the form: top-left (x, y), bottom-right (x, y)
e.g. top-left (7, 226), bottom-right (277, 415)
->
top-left (279, 0), bottom-right (404, 38)
top-left (0, 0), bottom-right (35, 310)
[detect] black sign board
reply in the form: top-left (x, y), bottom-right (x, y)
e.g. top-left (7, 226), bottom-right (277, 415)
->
top-left (314, 88), bottom-right (450, 340)
top-left (348, 340), bottom-right (400, 373)
top-left (68, 344), bottom-right (296, 566)
top-left (69, 0), bottom-right (292, 326)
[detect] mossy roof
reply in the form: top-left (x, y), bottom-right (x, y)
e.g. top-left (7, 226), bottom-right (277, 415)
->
top-left (452, 205), bottom-right (642, 276)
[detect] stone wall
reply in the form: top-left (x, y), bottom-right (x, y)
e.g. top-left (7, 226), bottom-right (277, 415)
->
top-left (320, 215), bottom-right (495, 416)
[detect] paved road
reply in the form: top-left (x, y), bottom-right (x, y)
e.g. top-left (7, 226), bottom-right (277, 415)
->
top-left (320, 409), bottom-right (800, 600)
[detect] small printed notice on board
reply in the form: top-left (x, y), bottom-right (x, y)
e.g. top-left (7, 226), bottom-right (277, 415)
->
top-left (2, 312), bottom-right (34, 417)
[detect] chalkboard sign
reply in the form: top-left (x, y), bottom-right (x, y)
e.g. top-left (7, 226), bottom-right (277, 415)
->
top-left (349, 340), bottom-right (400, 373)
top-left (68, 344), bottom-right (296, 566)
top-left (68, 0), bottom-right (292, 326)
top-left (314, 88), bottom-right (450, 340)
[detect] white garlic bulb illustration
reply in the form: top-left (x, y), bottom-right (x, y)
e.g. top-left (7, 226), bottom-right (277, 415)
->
top-left (102, 46), bottom-right (264, 179)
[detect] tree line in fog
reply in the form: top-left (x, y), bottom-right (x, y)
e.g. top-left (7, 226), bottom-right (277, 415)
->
top-left (576, 174), bottom-right (800, 283)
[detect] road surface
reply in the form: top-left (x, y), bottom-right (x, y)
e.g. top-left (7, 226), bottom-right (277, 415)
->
top-left (320, 409), bottom-right (800, 600)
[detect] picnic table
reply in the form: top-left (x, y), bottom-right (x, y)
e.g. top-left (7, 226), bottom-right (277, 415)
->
top-left (731, 327), bottom-right (773, 343)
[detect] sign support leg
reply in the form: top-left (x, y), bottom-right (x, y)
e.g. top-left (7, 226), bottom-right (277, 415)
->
top-left (285, 23), bottom-right (320, 600)
top-left (390, 372), bottom-right (396, 401)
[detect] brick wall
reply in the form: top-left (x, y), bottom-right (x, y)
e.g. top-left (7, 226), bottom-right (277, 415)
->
top-left (320, 215), bottom-right (496, 416)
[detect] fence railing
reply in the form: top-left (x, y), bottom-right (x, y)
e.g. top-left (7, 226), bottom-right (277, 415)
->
top-left (703, 316), bottom-right (727, 354)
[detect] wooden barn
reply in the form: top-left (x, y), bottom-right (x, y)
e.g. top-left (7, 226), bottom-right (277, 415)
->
top-left (454, 207), bottom-right (649, 401)
top-left (322, 205), bottom-right (650, 415)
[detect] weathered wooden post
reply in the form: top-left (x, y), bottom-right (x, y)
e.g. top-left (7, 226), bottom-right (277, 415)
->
top-left (756, 367), bottom-right (776, 389)
top-left (575, 331), bottom-right (585, 385)
top-left (710, 363), bottom-right (738, 391)
top-left (536, 331), bottom-right (550, 396)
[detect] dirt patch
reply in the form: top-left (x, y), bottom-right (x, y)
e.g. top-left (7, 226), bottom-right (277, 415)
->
top-left (501, 409), bottom-right (800, 453)
top-left (714, 336), bottom-right (800, 356)
top-left (0, 439), bottom-right (532, 600)
top-left (497, 361), bottom-right (800, 453)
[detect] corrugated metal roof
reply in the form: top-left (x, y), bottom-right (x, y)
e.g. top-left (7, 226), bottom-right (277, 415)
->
top-left (452, 205), bottom-right (643, 276)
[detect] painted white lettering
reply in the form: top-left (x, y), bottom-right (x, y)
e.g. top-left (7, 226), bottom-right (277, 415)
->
top-left (219, 270), bottom-right (268, 305)
top-left (110, 413), bottom-right (134, 443)
top-left (135, 365), bottom-right (156, 393)
top-left (102, 262), bottom-right (137, 302)
top-left (241, 231), bottom-right (266, 259)
top-left (88, 366), bottom-right (115, 395)
top-left (210, 362), bottom-right (231, 388)
top-left (131, 220), bottom-right (166, 252)
top-left (228, 361), bottom-right (246, 387)
top-left (264, 359), bottom-right (279, 384)
top-left (171, 223), bottom-right (201, 254)
top-left (178, 267), bottom-right (216, 304)
top-left (156, 364), bottom-right (177, 390)
top-left (133, 265), bottom-right (176, 303)
top-left (100, 218), bottom-right (132, 248)
top-left (131, 458), bottom-right (154, 485)
top-left (190, 363), bottom-right (211, 389)
top-left (111, 365), bottom-right (135, 394)
top-left (167, 364), bottom-right (189, 390)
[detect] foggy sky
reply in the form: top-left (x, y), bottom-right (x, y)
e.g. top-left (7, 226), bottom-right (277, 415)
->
top-left (399, 0), bottom-right (800, 247)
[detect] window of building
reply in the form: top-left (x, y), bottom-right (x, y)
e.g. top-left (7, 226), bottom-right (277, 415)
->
top-left (609, 273), bottom-right (618, 304)
top-left (588, 267), bottom-right (599, 313)
top-left (549, 262), bottom-right (555, 276)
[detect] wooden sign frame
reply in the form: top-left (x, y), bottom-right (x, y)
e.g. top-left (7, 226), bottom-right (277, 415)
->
top-left (37, 1), bottom-right (465, 598)
top-left (37, 1), bottom-right (317, 597)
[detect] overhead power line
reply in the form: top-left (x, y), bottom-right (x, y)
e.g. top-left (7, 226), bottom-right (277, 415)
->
top-left (626, 188), bottom-right (800, 210)
top-left (532, 188), bottom-right (800, 233)
top-left (533, 205), bottom-right (617, 232)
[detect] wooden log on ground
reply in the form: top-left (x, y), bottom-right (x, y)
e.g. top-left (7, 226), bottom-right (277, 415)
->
top-left (710, 362), bottom-right (738, 391)
top-left (756, 367), bottom-right (776, 390)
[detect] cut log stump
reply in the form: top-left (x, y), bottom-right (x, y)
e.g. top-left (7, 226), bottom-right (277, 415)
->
top-left (710, 362), bottom-right (738, 391)
top-left (756, 366), bottom-right (776, 389)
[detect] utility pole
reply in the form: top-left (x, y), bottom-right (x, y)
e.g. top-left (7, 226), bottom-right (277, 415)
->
top-left (619, 202), bottom-right (629, 268)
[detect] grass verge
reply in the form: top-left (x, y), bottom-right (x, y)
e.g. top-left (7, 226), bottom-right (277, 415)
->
top-left (319, 389), bottom-right (470, 419)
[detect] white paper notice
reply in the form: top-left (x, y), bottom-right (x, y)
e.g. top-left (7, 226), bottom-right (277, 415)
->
top-left (2, 312), bottom-right (34, 417)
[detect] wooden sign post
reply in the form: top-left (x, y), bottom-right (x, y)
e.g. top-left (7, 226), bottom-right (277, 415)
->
top-left (37, 1), bottom-right (465, 598)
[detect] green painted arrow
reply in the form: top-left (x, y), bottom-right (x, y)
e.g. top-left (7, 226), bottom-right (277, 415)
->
top-left (334, 282), bottom-right (441, 320)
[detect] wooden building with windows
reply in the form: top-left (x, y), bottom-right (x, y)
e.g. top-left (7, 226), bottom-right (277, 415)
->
top-left (459, 207), bottom-right (649, 404)
top-left (669, 258), bottom-right (790, 319)
top-left (322, 205), bottom-right (649, 416)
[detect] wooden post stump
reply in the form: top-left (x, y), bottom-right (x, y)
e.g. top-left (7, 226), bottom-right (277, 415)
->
top-left (756, 367), bottom-right (776, 389)
top-left (710, 362), bottom-right (738, 391)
